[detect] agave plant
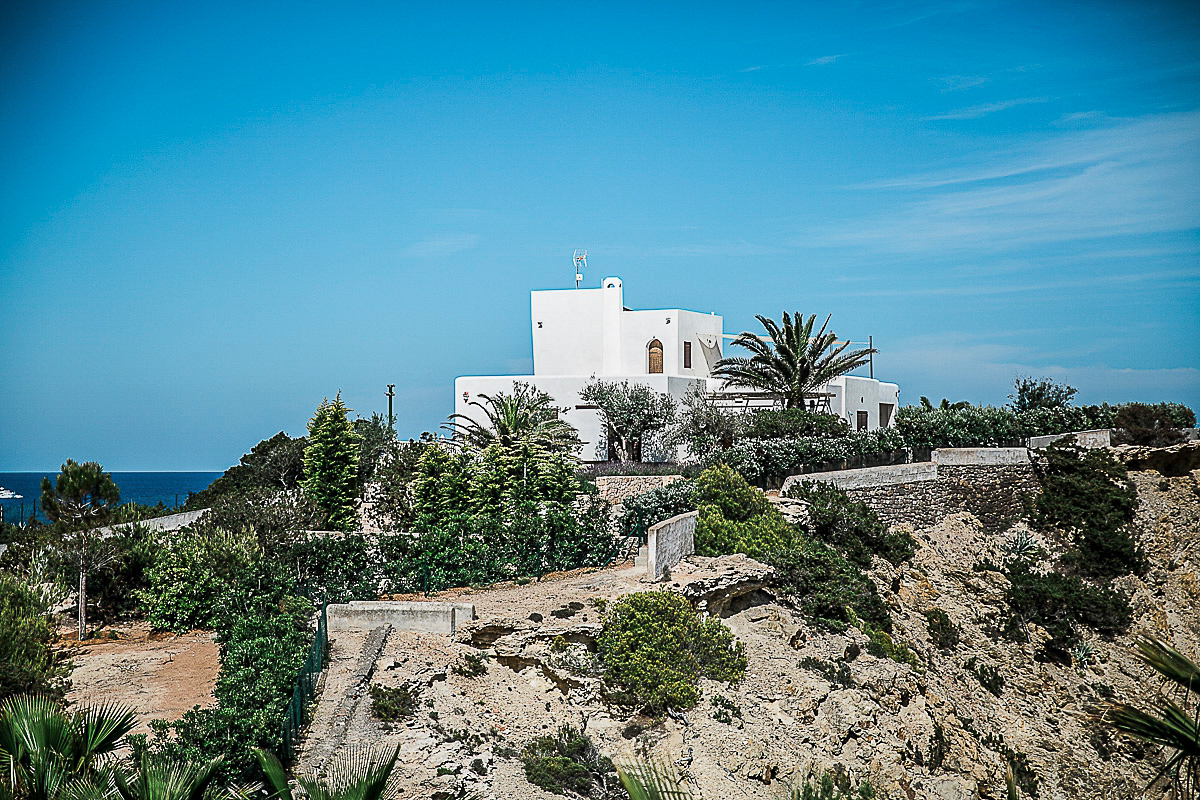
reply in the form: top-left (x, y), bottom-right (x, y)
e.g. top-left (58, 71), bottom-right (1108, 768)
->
top-left (444, 382), bottom-right (581, 456)
top-left (1103, 636), bottom-right (1200, 800)
top-left (255, 745), bottom-right (402, 800)
top-left (712, 313), bottom-right (876, 409)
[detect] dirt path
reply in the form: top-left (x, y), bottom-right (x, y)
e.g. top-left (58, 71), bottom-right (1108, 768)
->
top-left (63, 621), bottom-right (219, 735)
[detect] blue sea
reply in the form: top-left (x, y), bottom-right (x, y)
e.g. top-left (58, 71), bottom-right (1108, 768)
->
top-left (0, 472), bottom-right (222, 524)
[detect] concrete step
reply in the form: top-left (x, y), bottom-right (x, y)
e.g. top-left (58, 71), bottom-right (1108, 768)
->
top-left (633, 545), bottom-right (648, 568)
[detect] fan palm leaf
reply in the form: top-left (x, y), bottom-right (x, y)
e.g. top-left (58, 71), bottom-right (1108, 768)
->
top-left (616, 761), bottom-right (692, 800)
top-left (112, 756), bottom-right (223, 800)
top-left (1102, 636), bottom-right (1200, 799)
top-left (713, 313), bottom-right (876, 408)
top-left (444, 383), bottom-right (580, 455)
top-left (255, 745), bottom-right (401, 800)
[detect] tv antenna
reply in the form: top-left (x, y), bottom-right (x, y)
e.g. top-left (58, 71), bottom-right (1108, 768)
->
top-left (573, 249), bottom-right (587, 288)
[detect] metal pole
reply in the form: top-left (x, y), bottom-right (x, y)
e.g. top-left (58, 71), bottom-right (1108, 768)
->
top-left (386, 384), bottom-right (396, 431)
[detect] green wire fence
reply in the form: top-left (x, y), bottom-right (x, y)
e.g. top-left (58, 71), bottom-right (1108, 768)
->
top-left (279, 600), bottom-right (328, 764)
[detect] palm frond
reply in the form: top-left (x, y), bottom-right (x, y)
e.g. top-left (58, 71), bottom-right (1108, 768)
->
top-left (1135, 636), bottom-right (1200, 695)
top-left (295, 745), bottom-right (401, 800)
top-left (616, 761), bottom-right (693, 800)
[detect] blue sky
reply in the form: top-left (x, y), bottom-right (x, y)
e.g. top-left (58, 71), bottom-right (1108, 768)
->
top-left (2, 1), bottom-right (1197, 470)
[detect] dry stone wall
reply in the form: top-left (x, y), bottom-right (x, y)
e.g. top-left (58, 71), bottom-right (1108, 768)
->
top-left (785, 448), bottom-right (1039, 533)
top-left (593, 474), bottom-right (683, 507)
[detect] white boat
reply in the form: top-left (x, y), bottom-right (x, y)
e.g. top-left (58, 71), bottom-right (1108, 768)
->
top-left (0, 488), bottom-right (21, 499)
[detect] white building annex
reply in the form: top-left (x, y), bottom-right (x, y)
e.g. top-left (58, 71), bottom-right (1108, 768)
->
top-left (454, 276), bottom-right (899, 462)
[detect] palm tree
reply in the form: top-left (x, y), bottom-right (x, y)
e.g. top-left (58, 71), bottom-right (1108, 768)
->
top-left (712, 313), bottom-right (876, 409)
top-left (0, 695), bottom-right (137, 800)
top-left (444, 382), bottom-right (580, 455)
top-left (255, 745), bottom-right (401, 800)
top-left (919, 397), bottom-right (971, 411)
top-left (1103, 636), bottom-right (1200, 800)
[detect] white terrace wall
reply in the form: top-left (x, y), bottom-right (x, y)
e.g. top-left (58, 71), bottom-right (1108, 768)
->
top-left (1027, 429), bottom-right (1113, 449)
top-left (647, 510), bottom-right (697, 581)
top-left (327, 601), bottom-right (476, 635)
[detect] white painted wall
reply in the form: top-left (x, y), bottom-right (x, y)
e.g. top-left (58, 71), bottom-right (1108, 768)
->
top-left (821, 376), bottom-right (900, 430)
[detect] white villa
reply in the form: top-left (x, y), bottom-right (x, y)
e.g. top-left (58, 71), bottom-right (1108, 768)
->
top-left (454, 277), bottom-right (899, 461)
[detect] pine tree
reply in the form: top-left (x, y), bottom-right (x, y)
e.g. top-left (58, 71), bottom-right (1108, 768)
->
top-left (302, 392), bottom-right (361, 531)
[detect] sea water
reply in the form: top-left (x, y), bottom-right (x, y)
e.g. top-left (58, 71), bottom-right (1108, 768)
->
top-left (0, 472), bottom-right (222, 524)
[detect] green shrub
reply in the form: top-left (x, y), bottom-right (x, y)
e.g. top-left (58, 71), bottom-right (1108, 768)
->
top-left (598, 591), bottom-right (745, 712)
top-left (741, 409), bottom-right (851, 440)
top-left (851, 610), bottom-right (920, 670)
top-left (370, 683), bottom-right (421, 720)
top-left (1004, 561), bottom-right (1132, 657)
top-left (713, 427), bottom-right (908, 486)
top-left (0, 574), bottom-right (68, 702)
top-left (924, 608), bottom-right (960, 650)
top-left (1113, 402), bottom-right (1193, 446)
top-left (520, 725), bottom-right (616, 796)
top-left (617, 479), bottom-right (697, 535)
top-left (1027, 441), bottom-right (1144, 579)
top-left (793, 769), bottom-right (877, 799)
top-left (964, 656), bottom-right (1004, 696)
top-left (86, 523), bottom-right (157, 620)
top-left (696, 505), bottom-right (794, 560)
top-left (137, 528), bottom-right (260, 631)
top-left (710, 694), bottom-right (742, 724)
top-left (766, 536), bottom-right (891, 633)
top-left (786, 480), bottom-right (915, 567)
top-left (693, 464), bottom-right (793, 559)
top-left (799, 656), bottom-right (855, 688)
top-left (287, 533), bottom-right (378, 603)
top-left (453, 652), bottom-right (489, 677)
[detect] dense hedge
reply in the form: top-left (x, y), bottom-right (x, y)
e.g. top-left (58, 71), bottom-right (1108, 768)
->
top-left (617, 479), bottom-right (697, 535)
top-left (0, 574), bottom-right (67, 702)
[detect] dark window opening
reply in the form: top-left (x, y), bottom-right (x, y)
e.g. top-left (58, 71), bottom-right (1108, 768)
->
top-left (856, 410), bottom-right (869, 431)
top-left (683, 341), bottom-right (692, 369)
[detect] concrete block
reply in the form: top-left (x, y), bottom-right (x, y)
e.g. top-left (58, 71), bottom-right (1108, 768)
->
top-left (932, 448), bottom-right (1030, 466)
top-left (647, 510), bottom-right (697, 581)
top-left (327, 601), bottom-right (476, 635)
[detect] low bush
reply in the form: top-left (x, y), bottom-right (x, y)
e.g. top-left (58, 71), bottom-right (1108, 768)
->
top-left (793, 769), bottom-right (877, 799)
top-left (1004, 561), bottom-right (1132, 656)
top-left (618, 480), bottom-right (697, 535)
top-left (521, 725), bottom-right (617, 797)
top-left (597, 591), bottom-right (745, 712)
top-left (710, 694), bottom-right (742, 724)
top-left (741, 409), bottom-right (851, 440)
top-left (1027, 442), bottom-right (1144, 579)
top-left (370, 683), bottom-right (421, 720)
top-left (287, 533), bottom-right (378, 603)
top-left (924, 608), bottom-right (960, 650)
top-left (1112, 402), bottom-right (1194, 446)
top-left (85, 523), bottom-right (157, 621)
top-left (137, 528), bottom-right (261, 631)
top-left (766, 536), bottom-right (891, 633)
top-left (453, 652), bottom-right (489, 677)
top-left (786, 480), bottom-right (915, 567)
top-left (694, 465), bottom-right (793, 559)
top-left (0, 574), bottom-right (68, 702)
top-left (964, 656), bottom-right (1004, 696)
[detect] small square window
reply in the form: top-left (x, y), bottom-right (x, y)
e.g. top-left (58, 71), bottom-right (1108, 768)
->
top-left (683, 341), bottom-right (692, 369)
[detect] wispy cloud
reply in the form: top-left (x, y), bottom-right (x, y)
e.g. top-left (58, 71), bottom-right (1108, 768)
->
top-left (805, 54), bottom-right (845, 66)
top-left (925, 97), bottom-right (1048, 120)
top-left (400, 234), bottom-right (480, 258)
top-left (739, 65), bottom-right (766, 72)
top-left (817, 111), bottom-right (1200, 257)
top-left (934, 74), bottom-right (987, 92)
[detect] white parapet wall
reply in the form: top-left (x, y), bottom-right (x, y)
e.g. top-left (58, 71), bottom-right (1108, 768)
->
top-left (327, 601), bottom-right (476, 635)
top-left (782, 462), bottom-right (938, 493)
top-left (647, 510), bottom-right (697, 581)
top-left (932, 448), bottom-right (1031, 466)
top-left (1027, 429), bottom-right (1113, 450)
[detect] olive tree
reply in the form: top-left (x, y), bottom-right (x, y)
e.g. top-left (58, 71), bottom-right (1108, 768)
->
top-left (579, 380), bottom-right (676, 462)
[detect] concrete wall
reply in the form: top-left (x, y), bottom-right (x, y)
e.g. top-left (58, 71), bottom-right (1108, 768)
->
top-left (327, 601), bottom-right (476, 635)
top-left (782, 462), bottom-right (937, 492)
top-left (99, 508), bottom-right (209, 537)
top-left (647, 510), bottom-right (697, 581)
top-left (1027, 429), bottom-right (1113, 449)
top-left (932, 448), bottom-right (1031, 466)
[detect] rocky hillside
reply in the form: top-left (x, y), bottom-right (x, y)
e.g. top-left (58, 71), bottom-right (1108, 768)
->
top-left (298, 461), bottom-right (1200, 800)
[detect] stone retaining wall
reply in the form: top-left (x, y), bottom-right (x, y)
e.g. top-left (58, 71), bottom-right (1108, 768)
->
top-left (647, 510), bottom-right (697, 581)
top-left (594, 474), bottom-right (683, 507)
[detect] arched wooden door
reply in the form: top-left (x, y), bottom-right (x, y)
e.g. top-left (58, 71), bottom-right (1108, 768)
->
top-left (648, 339), bottom-right (664, 374)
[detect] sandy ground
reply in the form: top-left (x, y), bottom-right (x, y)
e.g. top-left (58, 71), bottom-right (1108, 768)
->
top-left (62, 621), bottom-right (219, 735)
